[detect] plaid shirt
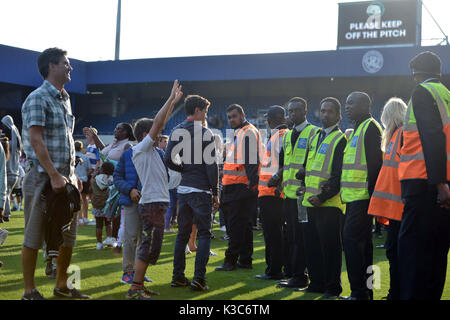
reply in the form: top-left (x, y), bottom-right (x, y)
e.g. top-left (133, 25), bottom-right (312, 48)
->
top-left (21, 80), bottom-right (75, 174)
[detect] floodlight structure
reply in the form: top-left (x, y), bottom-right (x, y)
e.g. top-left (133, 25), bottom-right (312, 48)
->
top-left (420, 0), bottom-right (449, 46)
top-left (112, 0), bottom-right (121, 117)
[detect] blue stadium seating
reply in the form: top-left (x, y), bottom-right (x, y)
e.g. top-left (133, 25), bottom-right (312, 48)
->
top-left (74, 94), bottom-right (395, 137)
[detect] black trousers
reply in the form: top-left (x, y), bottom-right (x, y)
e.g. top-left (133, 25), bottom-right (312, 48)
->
top-left (223, 195), bottom-right (256, 265)
top-left (385, 219), bottom-right (401, 300)
top-left (343, 199), bottom-right (373, 299)
top-left (258, 196), bottom-right (284, 276)
top-left (284, 198), bottom-right (308, 283)
top-left (251, 198), bottom-right (259, 227)
top-left (306, 206), bottom-right (343, 295)
top-left (398, 182), bottom-right (450, 300)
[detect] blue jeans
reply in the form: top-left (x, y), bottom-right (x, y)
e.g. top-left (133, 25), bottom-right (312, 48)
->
top-left (172, 192), bottom-right (212, 281)
top-left (165, 188), bottom-right (178, 229)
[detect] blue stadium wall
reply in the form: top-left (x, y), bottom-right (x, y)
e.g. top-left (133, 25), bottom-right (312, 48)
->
top-left (2, 43), bottom-right (449, 92)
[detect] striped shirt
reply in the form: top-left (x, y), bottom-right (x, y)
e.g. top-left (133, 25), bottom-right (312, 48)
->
top-left (21, 80), bottom-right (75, 174)
top-left (86, 144), bottom-right (100, 169)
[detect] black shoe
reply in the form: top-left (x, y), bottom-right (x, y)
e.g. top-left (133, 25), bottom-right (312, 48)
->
top-left (215, 263), bottom-right (237, 271)
top-left (2, 217), bottom-right (9, 222)
top-left (171, 276), bottom-right (191, 287)
top-left (294, 286), bottom-right (325, 294)
top-left (22, 289), bottom-right (45, 300)
top-left (54, 287), bottom-right (91, 299)
top-left (254, 273), bottom-right (284, 280)
top-left (190, 279), bottom-right (209, 291)
top-left (277, 278), bottom-right (309, 289)
top-left (339, 295), bottom-right (370, 301)
top-left (321, 292), bottom-right (341, 299)
top-left (237, 262), bottom-right (252, 269)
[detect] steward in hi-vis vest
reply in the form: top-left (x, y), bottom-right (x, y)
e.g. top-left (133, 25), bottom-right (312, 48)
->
top-left (397, 51), bottom-right (450, 301)
top-left (274, 97), bottom-right (319, 289)
top-left (368, 127), bottom-right (404, 222)
top-left (300, 97), bottom-right (347, 298)
top-left (216, 104), bottom-right (262, 272)
top-left (254, 106), bottom-right (289, 281)
top-left (340, 91), bottom-right (383, 301)
top-left (368, 96), bottom-right (408, 301)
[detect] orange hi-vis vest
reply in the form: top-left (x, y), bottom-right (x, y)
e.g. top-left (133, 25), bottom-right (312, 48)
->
top-left (399, 82), bottom-right (450, 181)
top-left (368, 127), bottom-right (404, 223)
top-left (223, 122), bottom-right (262, 186)
top-left (258, 128), bottom-right (289, 197)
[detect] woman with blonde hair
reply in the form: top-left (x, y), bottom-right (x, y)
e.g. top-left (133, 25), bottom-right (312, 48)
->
top-left (380, 98), bottom-right (407, 153)
top-left (368, 97), bottom-right (407, 300)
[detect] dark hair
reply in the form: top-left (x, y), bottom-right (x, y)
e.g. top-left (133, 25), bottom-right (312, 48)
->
top-left (287, 97), bottom-right (308, 109)
top-left (37, 47), bottom-right (67, 79)
top-left (0, 122), bottom-right (11, 140)
top-left (0, 137), bottom-right (9, 162)
top-left (118, 122), bottom-right (136, 141)
top-left (409, 51), bottom-right (442, 75)
top-left (184, 95), bottom-right (210, 116)
top-left (351, 91), bottom-right (372, 107)
top-left (133, 118), bottom-right (154, 142)
top-left (320, 97), bottom-right (342, 115)
top-left (74, 140), bottom-right (83, 152)
top-left (226, 104), bottom-right (245, 115)
top-left (101, 161), bottom-right (115, 176)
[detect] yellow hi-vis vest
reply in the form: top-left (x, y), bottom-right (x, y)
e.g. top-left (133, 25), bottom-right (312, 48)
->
top-left (282, 124), bottom-right (319, 199)
top-left (340, 118), bottom-right (382, 203)
top-left (302, 128), bottom-right (346, 213)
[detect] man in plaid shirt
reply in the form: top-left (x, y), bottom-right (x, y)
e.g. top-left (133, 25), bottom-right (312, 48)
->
top-left (20, 47), bottom-right (90, 300)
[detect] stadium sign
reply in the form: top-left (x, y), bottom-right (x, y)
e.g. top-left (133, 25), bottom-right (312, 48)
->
top-left (337, 0), bottom-right (421, 49)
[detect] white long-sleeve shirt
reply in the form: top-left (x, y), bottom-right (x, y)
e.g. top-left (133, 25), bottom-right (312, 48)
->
top-left (132, 134), bottom-right (169, 204)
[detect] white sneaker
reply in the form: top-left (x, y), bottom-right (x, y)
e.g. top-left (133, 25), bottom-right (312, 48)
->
top-left (96, 242), bottom-right (104, 250)
top-left (219, 226), bottom-right (226, 232)
top-left (0, 229), bottom-right (8, 245)
top-left (111, 237), bottom-right (118, 247)
top-left (103, 237), bottom-right (114, 246)
top-left (113, 239), bottom-right (121, 248)
top-left (209, 250), bottom-right (218, 256)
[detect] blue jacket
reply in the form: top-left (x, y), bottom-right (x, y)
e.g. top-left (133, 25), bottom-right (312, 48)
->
top-left (113, 148), bottom-right (141, 206)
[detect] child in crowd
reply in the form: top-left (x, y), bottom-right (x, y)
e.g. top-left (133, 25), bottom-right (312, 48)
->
top-left (11, 164), bottom-right (24, 211)
top-left (91, 162), bottom-right (115, 250)
top-left (85, 127), bottom-right (101, 175)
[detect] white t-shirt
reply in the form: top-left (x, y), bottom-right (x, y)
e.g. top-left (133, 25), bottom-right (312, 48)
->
top-left (132, 134), bottom-right (169, 204)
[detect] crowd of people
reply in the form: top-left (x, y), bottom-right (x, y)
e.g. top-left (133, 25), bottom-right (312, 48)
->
top-left (0, 47), bottom-right (449, 301)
